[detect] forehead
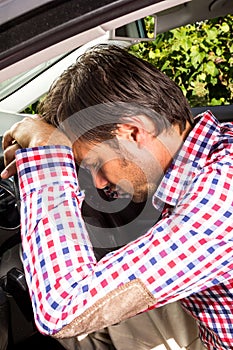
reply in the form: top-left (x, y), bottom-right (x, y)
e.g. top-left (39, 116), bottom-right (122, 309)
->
top-left (73, 138), bottom-right (119, 165)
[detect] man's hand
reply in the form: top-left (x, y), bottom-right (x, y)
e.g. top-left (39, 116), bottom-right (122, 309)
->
top-left (1, 116), bottom-right (72, 179)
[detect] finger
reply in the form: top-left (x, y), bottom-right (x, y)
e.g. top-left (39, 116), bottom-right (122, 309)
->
top-left (3, 143), bottom-right (21, 166)
top-left (2, 118), bottom-right (32, 149)
top-left (0, 159), bottom-right (17, 179)
top-left (2, 129), bottom-right (16, 151)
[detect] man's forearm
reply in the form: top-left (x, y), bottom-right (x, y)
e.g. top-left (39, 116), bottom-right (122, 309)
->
top-left (17, 145), bottom-right (233, 337)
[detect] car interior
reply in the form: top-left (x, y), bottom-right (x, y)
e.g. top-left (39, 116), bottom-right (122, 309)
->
top-left (0, 0), bottom-right (232, 349)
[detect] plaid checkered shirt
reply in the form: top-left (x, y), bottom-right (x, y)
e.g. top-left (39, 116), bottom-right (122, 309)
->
top-left (16, 111), bottom-right (233, 349)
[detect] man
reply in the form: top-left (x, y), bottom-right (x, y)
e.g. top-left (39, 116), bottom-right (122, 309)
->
top-left (1, 45), bottom-right (233, 349)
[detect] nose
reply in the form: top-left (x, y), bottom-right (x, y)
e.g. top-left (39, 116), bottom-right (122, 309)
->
top-left (90, 169), bottom-right (109, 189)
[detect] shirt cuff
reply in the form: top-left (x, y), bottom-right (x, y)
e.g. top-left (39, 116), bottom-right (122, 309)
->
top-left (16, 145), bottom-right (78, 196)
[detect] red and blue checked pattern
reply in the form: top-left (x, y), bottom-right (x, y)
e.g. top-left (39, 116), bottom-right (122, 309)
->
top-left (16, 111), bottom-right (233, 348)
top-left (181, 279), bottom-right (233, 350)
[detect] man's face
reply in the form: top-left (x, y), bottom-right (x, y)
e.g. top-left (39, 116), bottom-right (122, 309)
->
top-left (73, 136), bottom-right (164, 203)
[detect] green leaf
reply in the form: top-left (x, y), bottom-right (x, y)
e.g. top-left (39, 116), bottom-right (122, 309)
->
top-left (229, 43), bottom-right (233, 54)
top-left (210, 97), bottom-right (225, 105)
top-left (148, 50), bottom-right (156, 59)
top-left (207, 28), bottom-right (218, 40)
top-left (161, 60), bottom-right (171, 71)
top-left (203, 61), bottom-right (219, 76)
top-left (210, 77), bottom-right (218, 85)
top-left (198, 72), bottom-right (207, 81)
top-left (216, 47), bottom-right (222, 56)
top-left (221, 22), bottom-right (230, 33)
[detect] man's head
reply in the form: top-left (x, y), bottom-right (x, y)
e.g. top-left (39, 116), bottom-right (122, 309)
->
top-left (38, 44), bottom-right (193, 201)
top-left (39, 44), bottom-right (193, 134)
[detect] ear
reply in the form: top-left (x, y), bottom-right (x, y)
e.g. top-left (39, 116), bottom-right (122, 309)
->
top-left (116, 123), bottom-right (139, 142)
top-left (116, 115), bottom-right (156, 146)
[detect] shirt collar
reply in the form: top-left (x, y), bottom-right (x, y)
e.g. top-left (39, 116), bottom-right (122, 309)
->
top-left (153, 110), bottom-right (221, 209)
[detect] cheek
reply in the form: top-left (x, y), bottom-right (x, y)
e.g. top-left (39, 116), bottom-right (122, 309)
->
top-left (107, 161), bottom-right (145, 186)
top-left (99, 158), bottom-right (127, 184)
top-left (101, 162), bottom-right (122, 183)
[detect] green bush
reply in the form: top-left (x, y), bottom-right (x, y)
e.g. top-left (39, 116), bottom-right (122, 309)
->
top-left (24, 15), bottom-right (232, 114)
top-left (129, 15), bottom-right (233, 107)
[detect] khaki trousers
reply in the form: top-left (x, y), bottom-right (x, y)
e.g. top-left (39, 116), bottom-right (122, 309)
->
top-left (58, 301), bottom-right (206, 350)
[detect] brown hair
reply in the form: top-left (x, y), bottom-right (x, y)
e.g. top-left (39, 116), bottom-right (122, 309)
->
top-left (38, 44), bottom-right (194, 142)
